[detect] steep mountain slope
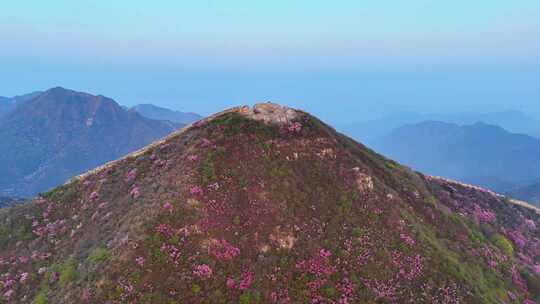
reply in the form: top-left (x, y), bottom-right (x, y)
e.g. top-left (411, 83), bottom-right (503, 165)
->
top-left (0, 87), bottom-right (180, 198)
top-left (508, 183), bottom-right (540, 207)
top-left (1, 104), bottom-right (539, 303)
top-left (371, 121), bottom-right (540, 192)
top-left (132, 104), bottom-right (202, 124)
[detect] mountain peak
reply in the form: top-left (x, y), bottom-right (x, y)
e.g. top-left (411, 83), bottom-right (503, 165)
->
top-left (240, 102), bottom-right (299, 125)
top-left (204, 102), bottom-right (299, 126)
top-left (0, 88), bottom-right (181, 197)
top-left (1, 105), bottom-right (540, 303)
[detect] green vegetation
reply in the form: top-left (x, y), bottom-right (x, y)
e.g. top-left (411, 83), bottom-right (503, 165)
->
top-left (199, 147), bottom-right (226, 185)
top-left (468, 228), bottom-right (486, 245)
top-left (200, 153), bottom-right (216, 185)
top-left (33, 287), bottom-right (48, 304)
top-left (87, 246), bottom-right (109, 265)
top-left (58, 258), bottom-right (77, 286)
top-left (424, 195), bottom-right (437, 207)
top-left (238, 291), bottom-right (252, 304)
top-left (33, 271), bottom-right (52, 304)
top-left (191, 284), bottom-right (201, 294)
top-left (491, 234), bottom-right (514, 256)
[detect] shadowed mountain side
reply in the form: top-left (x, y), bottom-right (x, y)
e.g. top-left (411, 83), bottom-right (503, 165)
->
top-left (0, 87), bottom-right (181, 197)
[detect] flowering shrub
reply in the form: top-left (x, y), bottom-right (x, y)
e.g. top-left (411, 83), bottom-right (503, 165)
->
top-left (89, 191), bottom-right (99, 201)
top-left (211, 239), bottom-right (240, 261)
top-left (533, 264), bottom-right (540, 276)
top-left (510, 264), bottom-right (528, 293)
top-left (226, 277), bottom-right (235, 289)
top-left (238, 269), bottom-right (254, 290)
top-left (507, 230), bottom-right (527, 250)
top-left (399, 233), bottom-right (415, 246)
top-left (125, 168), bottom-right (137, 183)
top-left (190, 186), bottom-right (203, 196)
top-left (525, 219), bottom-right (536, 231)
top-left (193, 264), bottom-right (213, 279)
top-left (136, 256), bottom-right (145, 267)
top-left (162, 202), bottom-right (173, 214)
top-left (288, 122), bottom-right (302, 133)
top-left (130, 186), bottom-right (140, 199)
top-left (472, 205), bottom-right (496, 224)
top-left (363, 279), bottom-right (396, 301)
top-left (391, 251), bottom-right (424, 280)
top-left (296, 249), bottom-right (336, 277)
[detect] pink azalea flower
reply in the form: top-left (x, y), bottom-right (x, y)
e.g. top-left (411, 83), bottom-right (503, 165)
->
top-left (472, 205), bottom-right (496, 224)
top-left (319, 249), bottom-right (332, 258)
top-left (211, 239), bottom-right (240, 261)
top-left (130, 187), bottom-right (140, 199)
top-left (162, 202), bottom-right (173, 213)
top-left (125, 169), bottom-right (137, 183)
top-left (3, 289), bottom-right (14, 300)
top-left (190, 186), bottom-right (203, 196)
top-left (226, 277), bottom-right (235, 289)
top-left (507, 291), bottom-right (517, 301)
top-left (533, 264), bottom-right (540, 276)
top-left (136, 256), bottom-right (145, 267)
top-left (525, 219), bottom-right (536, 231)
top-left (400, 233), bottom-right (416, 246)
top-left (238, 270), bottom-right (254, 290)
top-left (288, 122), bottom-right (302, 133)
top-left (508, 230), bottom-right (527, 250)
top-left (89, 191), bottom-right (99, 201)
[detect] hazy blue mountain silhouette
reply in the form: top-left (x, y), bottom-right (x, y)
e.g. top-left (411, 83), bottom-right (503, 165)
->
top-left (371, 121), bottom-right (540, 192)
top-left (0, 87), bottom-right (181, 197)
top-left (131, 103), bottom-right (202, 124)
top-left (338, 110), bottom-right (539, 143)
top-left (507, 182), bottom-right (540, 207)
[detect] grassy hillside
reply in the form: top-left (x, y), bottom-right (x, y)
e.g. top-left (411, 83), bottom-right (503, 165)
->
top-left (0, 104), bottom-right (539, 303)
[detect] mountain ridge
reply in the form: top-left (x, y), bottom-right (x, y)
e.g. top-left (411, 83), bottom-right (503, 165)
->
top-left (0, 87), bottom-right (181, 197)
top-left (371, 120), bottom-right (540, 192)
top-left (131, 103), bottom-right (202, 124)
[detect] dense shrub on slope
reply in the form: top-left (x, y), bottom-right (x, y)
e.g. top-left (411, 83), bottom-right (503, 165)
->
top-left (0, 104), bottom-right (539, 303)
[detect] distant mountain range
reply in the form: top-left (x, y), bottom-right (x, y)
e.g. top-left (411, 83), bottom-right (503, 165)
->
top-left (507, 183), bottom-right (540, 206)
top-left (131, 103), bottom-right (202, 124)
top-left (338, 110), bottom-right (539, 143)
top-left (371, 121), bottom-right (540, 193)
top-left (0, 87), bottom-right (184, 197)
top-left (0, 196), bottom-right (23, 208)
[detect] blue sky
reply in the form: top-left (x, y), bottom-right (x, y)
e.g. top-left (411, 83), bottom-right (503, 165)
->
top-left (1, 1), bottom-right (539, 121)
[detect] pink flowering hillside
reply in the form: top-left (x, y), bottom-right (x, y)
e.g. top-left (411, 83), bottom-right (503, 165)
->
top-left (1, 103), bottom-right (539, 303)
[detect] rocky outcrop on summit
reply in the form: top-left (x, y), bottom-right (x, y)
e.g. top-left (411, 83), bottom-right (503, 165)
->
top-left (0, 104), bottom-right (539, 303)
top-left (241, 103), bottom-right (298, 125)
